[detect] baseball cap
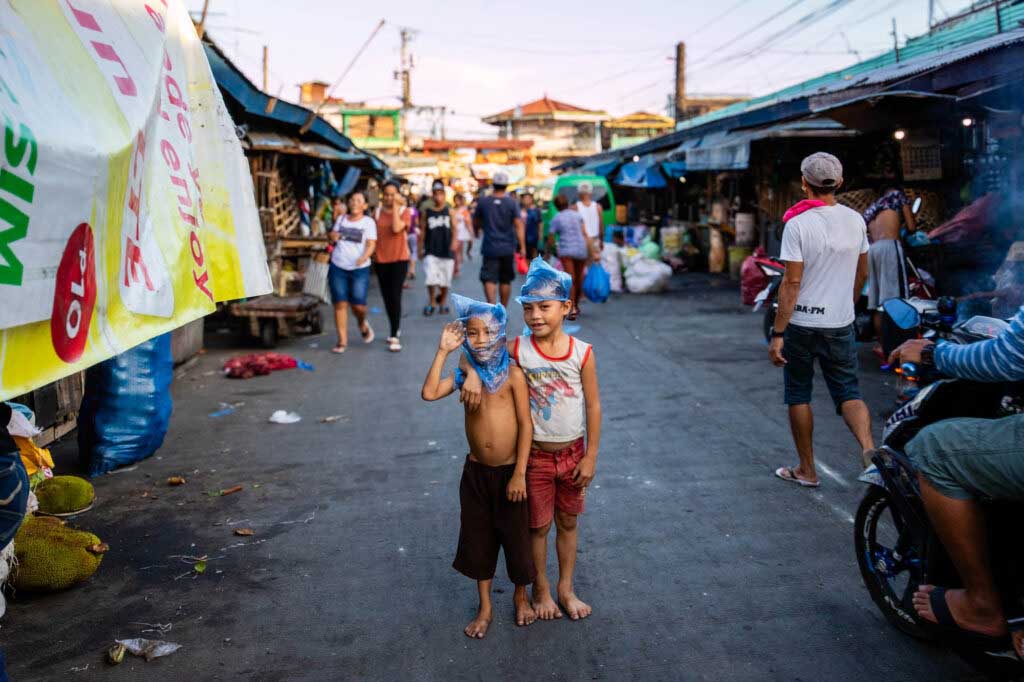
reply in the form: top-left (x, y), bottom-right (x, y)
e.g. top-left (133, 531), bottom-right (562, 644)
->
top-left (431, 180), bottom-right (445, 192)
top-left (1006, 241), bottom-right (1024, 262)
top-left (578, 181), bottom-right (593, 194)
top-left (492, 171), bottom-right (510, 187)
top-left (800, 152), bottom-right (843, 189)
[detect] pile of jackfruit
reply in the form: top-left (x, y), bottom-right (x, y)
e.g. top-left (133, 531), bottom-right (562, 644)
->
top-left (34, 476), bottom-right (95, 516)
top-left (11, 515), bottom-right (106, 592)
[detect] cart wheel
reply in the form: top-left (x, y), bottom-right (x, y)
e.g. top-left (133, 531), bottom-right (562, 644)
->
top-left (310, 311), bottom-right (322, 335)
top-left (259, 319), bottom-right (278, 348)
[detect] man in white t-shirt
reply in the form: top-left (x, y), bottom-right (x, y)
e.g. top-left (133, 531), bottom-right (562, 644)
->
top-left (575, 182), bottom-right (603, 258)
top-left (768, 152), bottom-right (875, 488)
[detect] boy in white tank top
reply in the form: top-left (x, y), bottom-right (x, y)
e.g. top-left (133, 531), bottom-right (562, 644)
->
top-left (463, 257), bottom-right (603, 621)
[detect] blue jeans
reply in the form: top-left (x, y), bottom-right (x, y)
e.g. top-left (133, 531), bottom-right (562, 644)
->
top-left (328, 264), bottom-right (370, 306)
top-left (783, 323), bottom-right (862, 412)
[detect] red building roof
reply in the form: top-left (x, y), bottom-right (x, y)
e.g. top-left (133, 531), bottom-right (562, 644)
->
top-left (422, 139), bottom-right (534, 152)
top-left (484, 96), bottom-right (606, 122)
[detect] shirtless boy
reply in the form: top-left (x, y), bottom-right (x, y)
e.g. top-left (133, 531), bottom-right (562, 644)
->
top-left (421, 295), bottom-right (537, 638)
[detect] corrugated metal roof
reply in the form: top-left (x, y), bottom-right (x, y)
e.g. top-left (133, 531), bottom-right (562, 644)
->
top-left (676, 4), bottom-right (1024, 133)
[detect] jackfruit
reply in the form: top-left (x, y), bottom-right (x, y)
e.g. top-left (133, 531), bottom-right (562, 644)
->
top-left (34, 476), bottom-right (95, 515)
top-left (12, 515), bottom-right (106, 592)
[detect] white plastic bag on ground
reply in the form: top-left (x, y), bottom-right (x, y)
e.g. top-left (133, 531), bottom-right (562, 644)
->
top-left (625, 256), bottom-right (672, 294)
top-left (599, 243), bottom-right (624, 294)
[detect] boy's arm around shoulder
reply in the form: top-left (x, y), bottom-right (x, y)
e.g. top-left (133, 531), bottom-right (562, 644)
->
top-left (573, 350), bottom-right (601, 488)
top-left (506, 366), bottom-right (532, 503)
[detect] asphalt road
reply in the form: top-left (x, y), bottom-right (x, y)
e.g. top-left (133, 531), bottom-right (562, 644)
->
top-left (4, 263), bottom-right (974, 681)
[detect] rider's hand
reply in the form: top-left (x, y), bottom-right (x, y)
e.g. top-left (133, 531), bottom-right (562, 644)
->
top-left (769, 337), bottom-right (786, 367)
top-left (888, 339), bottom-right (934, 366)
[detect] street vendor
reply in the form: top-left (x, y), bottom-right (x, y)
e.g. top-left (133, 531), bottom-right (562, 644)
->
top-left (862, 187), bottom-right (919, 349)
top-left (959, 241), bottom-right (1024, 319)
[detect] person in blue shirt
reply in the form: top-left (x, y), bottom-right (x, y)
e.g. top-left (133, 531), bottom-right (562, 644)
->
top-left (888, 309), bottom-right (1024, 657)
top-left (519, 193), bottom-right (543, 260)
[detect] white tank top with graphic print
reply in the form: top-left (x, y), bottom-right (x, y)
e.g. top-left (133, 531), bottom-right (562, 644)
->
top-left (513, 335), bottom-right (592, 443)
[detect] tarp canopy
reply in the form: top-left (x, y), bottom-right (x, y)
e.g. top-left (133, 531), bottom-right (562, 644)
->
top-left (683, 120), bottom-right (856, 171)
top-left (660, 160), bottom-right (687, 179)
top-left (579, 157), bottom-right (620, 177)
top-left (245, 131), bottom-right (370, 162)
top-left (615, 154), bottom-right (668, 189)
top-left (809, 90), bottom-right (967, 131)
top-left (0, 0), bottom-right (271, 400)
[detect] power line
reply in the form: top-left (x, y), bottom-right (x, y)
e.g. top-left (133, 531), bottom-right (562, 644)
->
top-left (685, 0), bottom-right (811, 69)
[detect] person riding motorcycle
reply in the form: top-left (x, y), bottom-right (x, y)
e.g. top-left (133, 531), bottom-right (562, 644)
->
top-left (888, 305), bottom-right (1024, 657)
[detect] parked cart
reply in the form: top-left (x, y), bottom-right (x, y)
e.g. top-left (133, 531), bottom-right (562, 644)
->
top-left (229, 294), bottom-right (322, 348)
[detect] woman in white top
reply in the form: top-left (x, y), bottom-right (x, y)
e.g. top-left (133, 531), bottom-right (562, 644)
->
top-left (328, 191), bottom-right (377, 354)
top-left (575, 182), bottom-right (603, 259)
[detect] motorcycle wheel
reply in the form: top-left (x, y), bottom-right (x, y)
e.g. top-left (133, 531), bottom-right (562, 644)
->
top-left (854, 486), bottom-right (932, 640)
top-left (763, 304), bottom-right (776, 344)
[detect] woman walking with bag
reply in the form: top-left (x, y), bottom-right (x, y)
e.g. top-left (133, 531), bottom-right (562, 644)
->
top-left (374, 180), bottom-right (412, 352)
top-left (546, 193), bottom-right (588, 320)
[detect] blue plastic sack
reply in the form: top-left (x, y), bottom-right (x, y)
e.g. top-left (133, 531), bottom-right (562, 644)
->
top-left (516, 257), bottom-right (572, 304)
top-left (451, 294), bottom-right (509, 393)
top-left (78, 333), bottom-right (174, 476)
top-left (583, 264), bottom-right (611, 303)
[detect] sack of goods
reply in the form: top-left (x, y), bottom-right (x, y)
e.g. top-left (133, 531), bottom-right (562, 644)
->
top-left (625, 255), bottom-right (673, 294)
top-left (600, 243), bottom-right (625, 294)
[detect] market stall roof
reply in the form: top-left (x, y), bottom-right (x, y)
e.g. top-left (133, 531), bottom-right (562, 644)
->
top-left (683, 119), bottom-right (857, 172)
top-left (569, 5), bottom-right (1024, 168)
top-left (808, 90), bottom-right (967, 131)
top-left (579, 157), bottom-right (621, 177)
top-left (203, 37), bottom-right (389, 176)
top-left (245, 131), bottom-right (371, 162)
top-left (614, 154), bottom-right (668, 189)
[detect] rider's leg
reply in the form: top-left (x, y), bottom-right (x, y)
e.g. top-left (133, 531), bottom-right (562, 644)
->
top-left (906, 415), bottom-right (1024, 635)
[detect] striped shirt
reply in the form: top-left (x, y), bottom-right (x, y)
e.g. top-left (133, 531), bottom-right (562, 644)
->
top-left (935, 306), bottom-right (1024, 382)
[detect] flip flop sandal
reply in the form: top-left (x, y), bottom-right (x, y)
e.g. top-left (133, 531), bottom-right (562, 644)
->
top-left (926, 587), bottom-right (1013, 651)
top-left (361, 323), bottom-right (375, 344)
top-left (423, 306), bottom-right (435, 316)
top-left (331, 345), bottom-right (347, 354)
top-left (439, 306), bottom-right (450, 315)
top-left (774, 466), bottom-right (820, 488)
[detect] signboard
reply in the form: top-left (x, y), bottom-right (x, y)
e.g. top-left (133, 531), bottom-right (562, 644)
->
top-left (0, 0), bottom-right (271, 400)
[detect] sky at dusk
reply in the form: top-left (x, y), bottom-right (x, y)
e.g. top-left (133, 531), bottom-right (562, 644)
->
top-left (188, 0), bottom-right (977, 138)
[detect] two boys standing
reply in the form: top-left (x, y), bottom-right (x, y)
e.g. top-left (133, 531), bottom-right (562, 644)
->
top-left (422, 259), bottom-right (601, 638)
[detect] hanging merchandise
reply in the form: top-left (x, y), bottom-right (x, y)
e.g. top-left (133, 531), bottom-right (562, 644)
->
top-left (583, 264), bottom-right (611, 303)
top-left (78, 334), bottom-right (174, 477)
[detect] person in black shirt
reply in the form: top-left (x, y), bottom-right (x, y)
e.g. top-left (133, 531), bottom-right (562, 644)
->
top-left (420, 180), bottom-right (458, 315)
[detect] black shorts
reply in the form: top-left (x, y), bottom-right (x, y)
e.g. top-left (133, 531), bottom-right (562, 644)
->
top-left (453, 457), bottom-right (535, 585)
top-left (480, 255), bottom-right (515, 284)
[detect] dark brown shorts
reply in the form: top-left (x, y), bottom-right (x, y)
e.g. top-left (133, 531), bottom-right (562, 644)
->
top-left (453, 457), bottom-right (536, 585)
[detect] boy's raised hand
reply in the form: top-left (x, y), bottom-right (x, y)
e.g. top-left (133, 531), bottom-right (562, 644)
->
top-left (507, 473), bottom-right (527, 503)
top-left (439, 321), bottom-right (464, 353)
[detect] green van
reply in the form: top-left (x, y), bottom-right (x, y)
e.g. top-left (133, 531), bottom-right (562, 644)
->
top-left (542, 174), bottom-right (616, 240)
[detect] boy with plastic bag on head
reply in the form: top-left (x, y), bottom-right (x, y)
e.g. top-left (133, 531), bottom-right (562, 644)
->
top-left (421, 294), bottom-right (537, 638)
top-left (461, 258), bottom-right (603, 622)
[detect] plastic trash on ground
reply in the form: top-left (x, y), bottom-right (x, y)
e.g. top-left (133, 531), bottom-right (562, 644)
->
top-left (223, 352), bottom-right (311, 379)
top-left (268, 411), bottom-right (301, 424)
top-left (625, 255), bottom-right (673, 294)
top-left (451, 294), bottom-right (509, 393)
top-left (115, 638), bottom-right (182, 662)
top-left (78, 334), bottom-right (173, 477)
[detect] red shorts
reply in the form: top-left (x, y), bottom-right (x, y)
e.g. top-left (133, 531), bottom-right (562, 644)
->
top-left (526, 438), bottom-right (586, 529)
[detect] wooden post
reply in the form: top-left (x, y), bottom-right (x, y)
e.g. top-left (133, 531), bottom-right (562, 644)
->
top-left (196, 0), bottom-right (210, 39)
top-left (262, 45), bottom-right (269, 92)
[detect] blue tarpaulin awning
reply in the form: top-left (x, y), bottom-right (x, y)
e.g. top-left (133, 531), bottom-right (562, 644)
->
top-left (580, 158), bottom-right (620, 177)
top-left (660, 160), bottom-right (686, 178)
top-left (682, 119), bottom-right (856, 171)
top-left (614, 154), bottom-right (667, 189)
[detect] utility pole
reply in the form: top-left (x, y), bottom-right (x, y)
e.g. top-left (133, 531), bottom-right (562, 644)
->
top-left (395, 27), bottom-right (416, 152)
top-left (928, 0), bottom-right (934, 28)
top-left (891, 18), bottom-right (900, 62)
top-left (262, 45), bottom-right (269, 92)
top-left (196, 0), bottom-right (210, 39)
top-left (674, 42), bottom-right (686, 122)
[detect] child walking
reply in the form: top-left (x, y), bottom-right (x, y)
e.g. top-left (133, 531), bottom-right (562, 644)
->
top-left (461, 258), bottom-right (602, 621)
top-left (421, 294), bottom-right (537, 638)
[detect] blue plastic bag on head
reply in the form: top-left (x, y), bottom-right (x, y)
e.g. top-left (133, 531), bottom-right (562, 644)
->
top-left (516, 257), bottom-right (572, 304)
top-left (583, 263), bottom-right (611, 303)
top-left (451, 294), bottom-right (509, 393)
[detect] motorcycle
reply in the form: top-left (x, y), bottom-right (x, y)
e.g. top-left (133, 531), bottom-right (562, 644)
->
top-left (856, 298), bottom-right (1024, 677)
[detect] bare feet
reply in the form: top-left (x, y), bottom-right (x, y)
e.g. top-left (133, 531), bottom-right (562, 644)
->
top-left (514, 588), bottom-right (537, 627)
top-left (532, 589), bottom-right (563, 621)
top-left (912, 585), bottom-right (1006, 638)
top-left (464, 607), bottom-right (492, 639)
top-left (558, 589), bottom-right (592, 621)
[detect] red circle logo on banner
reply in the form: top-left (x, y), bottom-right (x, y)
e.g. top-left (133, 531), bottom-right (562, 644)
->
top-left (51, 222), bottom-right (97, 363)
